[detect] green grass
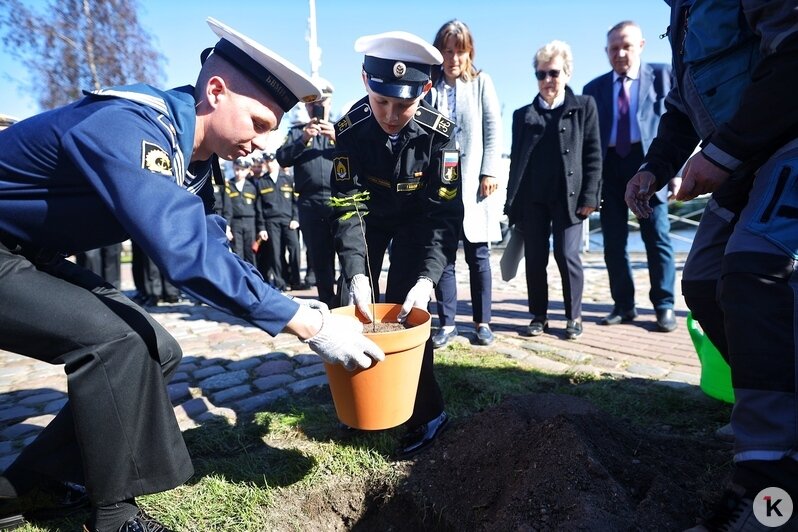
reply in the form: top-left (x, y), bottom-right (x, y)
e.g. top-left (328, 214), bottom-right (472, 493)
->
top-left (11, 347), bottom-right (731, 531)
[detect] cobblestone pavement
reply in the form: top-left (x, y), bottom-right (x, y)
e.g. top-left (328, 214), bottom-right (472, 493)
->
top-left (0, 250), bottom-right (699, 470)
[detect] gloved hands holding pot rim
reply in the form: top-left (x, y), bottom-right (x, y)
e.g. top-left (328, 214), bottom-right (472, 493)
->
top-left (285, 294), bottom-right (384, 371)
top-left (349, 274), bottom-right (433, 323)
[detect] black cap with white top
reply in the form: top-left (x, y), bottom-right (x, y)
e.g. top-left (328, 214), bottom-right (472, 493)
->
top-left (355, 31), bottom-right (443, 99)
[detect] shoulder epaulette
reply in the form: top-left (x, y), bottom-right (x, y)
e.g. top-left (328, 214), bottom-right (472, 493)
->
top-left (335, 103), bottom-right (372, 136)
top-left (414, 106), bottom-right (454, 138)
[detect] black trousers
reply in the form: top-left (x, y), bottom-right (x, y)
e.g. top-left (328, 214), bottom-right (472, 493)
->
top-left (260, 219), bottom-right (300, 290)
top-left (298, 199), bottom-right (337, 307)
top-left (520, 201), bottom-right (584, 320)
top-left (75, 244), bottom-right (122, 289)
top-left (361, 224), bottom-right (444, 427)
top-left (230, 216), bottom-right (256, 266)
top-left (0, 242), bottom-right (193, 505)
top-left (131, 241), bottom-right (179, 299)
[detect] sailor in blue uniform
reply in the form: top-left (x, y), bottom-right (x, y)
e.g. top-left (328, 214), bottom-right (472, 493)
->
top-left (0, 18), bottom-right (382, 532)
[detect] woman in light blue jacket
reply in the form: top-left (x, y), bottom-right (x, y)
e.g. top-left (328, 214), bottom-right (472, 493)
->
top-left (428, 20), bottom-right (504, 348)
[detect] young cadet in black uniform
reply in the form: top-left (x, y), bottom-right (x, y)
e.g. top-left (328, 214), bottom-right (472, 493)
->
top-left (224, 156), bottom-right (259, 265)
top-left (256, 153), bottom-right (301, 290)
top-left (0, 18), bottom-right (383, 532)
top-left (331, 31), bottom-right (464, 456)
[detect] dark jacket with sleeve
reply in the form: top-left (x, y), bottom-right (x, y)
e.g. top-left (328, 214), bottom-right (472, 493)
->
top-left (276, 125), bottom-right (335, 202)
top-left (641, 0), bottom-right (798, 190)
top-left (504, 86), bottom-right (602, 226)
top-left (330, 96), bottom-right (464, 284)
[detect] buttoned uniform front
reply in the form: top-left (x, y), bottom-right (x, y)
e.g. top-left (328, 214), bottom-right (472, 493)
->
top-left (224, 171), bottom-right (259, 265)
top-left (0, 84), bottom-right (301, 506)
top-left (277, 124), bottom-right (337, 305)
top-left (255, 170), bottom-right (301, 290)
top-left (583, 62), bottom-right (676, 319)
top-left (331, 96), bottom-right (463, 426)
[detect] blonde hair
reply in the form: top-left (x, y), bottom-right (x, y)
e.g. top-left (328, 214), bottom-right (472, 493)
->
top-left (432, 19), bottom-right (480, 83)
top-left (533, 40), bottom-right (573, 77)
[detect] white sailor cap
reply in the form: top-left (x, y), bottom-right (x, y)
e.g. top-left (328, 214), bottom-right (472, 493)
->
top-left (355, 31), bottom-right (443, 99)
top-left (203, 18), bottom-right (322, 112)
top-left (234, 157), bottom-right (251, 168)
top-left (312, 76), bottom-right (335, 98)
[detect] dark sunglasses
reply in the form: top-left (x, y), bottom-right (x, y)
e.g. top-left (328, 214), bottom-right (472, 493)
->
top-left (535, 69), bottom-right (561, 81)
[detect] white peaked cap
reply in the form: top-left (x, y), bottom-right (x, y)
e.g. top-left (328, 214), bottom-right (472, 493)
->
top-left (354, 31), bottom-right (443, 65)
top-left (206, 17), bottom-right (322, 112)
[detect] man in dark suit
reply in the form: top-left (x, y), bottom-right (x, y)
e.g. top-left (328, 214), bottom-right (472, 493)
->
top-left (583, 20), bottom-right (679, 332)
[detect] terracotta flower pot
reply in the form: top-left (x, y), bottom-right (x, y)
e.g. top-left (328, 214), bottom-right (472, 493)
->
top-left (325, 303), bottom-right (431, 430)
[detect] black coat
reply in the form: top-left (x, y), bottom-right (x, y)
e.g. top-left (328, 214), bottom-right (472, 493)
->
top-left (505, 86), bottom-right (602, 226)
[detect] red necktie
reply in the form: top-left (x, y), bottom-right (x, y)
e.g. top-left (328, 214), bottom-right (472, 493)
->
top-left (616, 76), bottom-right (631, 158)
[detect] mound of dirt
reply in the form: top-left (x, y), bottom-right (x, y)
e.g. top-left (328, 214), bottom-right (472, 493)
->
top-left (363, 393), bottom-right (732, 531)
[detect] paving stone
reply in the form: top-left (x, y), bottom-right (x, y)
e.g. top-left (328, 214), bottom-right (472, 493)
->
top-left (193, 365), bottom-right (225, 380)
top-left (197, 369), bottom-right (249, 391)
top-left (18, 392), bottom-right (64, 406)
top-left (1, 422), bottom-right (42, 440)
top-left (211, 385), bottom-right (251, 404)
top-left (293, 354), bottom-right (322, 366)
top-left (254, 360), bottom-right (294, 377)
top-left (170, 372), bottom-right (190, 383)
top-left (295, 363), bottom-right (325, 378)
top-left (43, 398), bottom-right (67, 414)
top-left (235, 390), bottom-right (288, 413)
top-left (227, 358), bottom-right (262, 371)
top-left (521, 354), bottom-right (571, 374)
top-left (253, 374), bottom-right (296, 391)
top-left (288, 375), bottom-right (328, 394)
top-left (625, 363), bottom-right (671, 379)
top-left (168, 382), bottom-right (191, 403)
top-left (0, 405), bottom-right (37, 423)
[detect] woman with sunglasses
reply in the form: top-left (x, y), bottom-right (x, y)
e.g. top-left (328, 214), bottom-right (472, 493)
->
top-left (504, 40), bottom-right (602, 340)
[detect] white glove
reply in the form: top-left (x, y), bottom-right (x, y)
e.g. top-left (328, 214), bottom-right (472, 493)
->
top-left (305, 311), bottom-right (385, 371)
top-left (349, 274), bottom-right (373, 322)
top-left (398, 277), bottom-right (434, 322)
top-left (284, 293), bottom-right (329, 313)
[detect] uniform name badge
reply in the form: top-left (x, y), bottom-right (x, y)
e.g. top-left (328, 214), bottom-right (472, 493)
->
top-left (441, 150), bottom-right (459, 184)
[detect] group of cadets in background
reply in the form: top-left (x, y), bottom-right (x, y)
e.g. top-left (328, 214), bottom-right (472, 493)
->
top-left (222, 151), bottom-right (304, 292)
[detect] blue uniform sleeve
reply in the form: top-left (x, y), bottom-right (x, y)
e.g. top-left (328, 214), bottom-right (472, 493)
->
top-left (60, 106), bottom-right (298, 335)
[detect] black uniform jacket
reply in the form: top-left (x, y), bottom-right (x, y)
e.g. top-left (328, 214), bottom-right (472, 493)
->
top-left (330, 96), bottom-right (464, 284)
top-left (255, 172), bottom-right (298, 228)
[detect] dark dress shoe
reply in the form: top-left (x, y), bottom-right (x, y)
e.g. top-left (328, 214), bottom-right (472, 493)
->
top-left (656, 308), bottom-right (677, 332)
top-left (565, 319), bottom-right (583, 340)
top-left (84, 509), bottom-right (173, 532)
top-left (475, 325), bottom-right (494, 346)
top-left (524, 319), bottom-right (548, 337)
top-left (431, 327), bottom-right (458, 349)
top-left (598, 308), bottom-right (637, 325)
top-left (397, 411), bottom-right (449, 457)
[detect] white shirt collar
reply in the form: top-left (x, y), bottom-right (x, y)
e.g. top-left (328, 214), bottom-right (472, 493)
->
top-left (613, 65), bottom-right (640, 82)
top-left (536, 92), bottom-right (565, 110)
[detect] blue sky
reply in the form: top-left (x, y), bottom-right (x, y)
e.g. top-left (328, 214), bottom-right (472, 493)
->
top-left (0, 0), bottom-right (671, 153)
